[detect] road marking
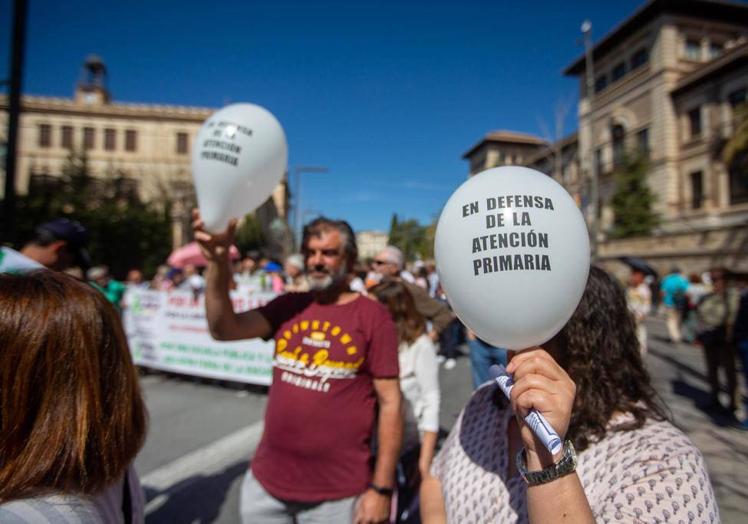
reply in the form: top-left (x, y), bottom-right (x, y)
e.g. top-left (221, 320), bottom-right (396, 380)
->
top-left (142, 420), bottom-right (264, 515)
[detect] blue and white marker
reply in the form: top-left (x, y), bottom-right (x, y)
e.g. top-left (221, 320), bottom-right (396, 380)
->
top-left (489, 364), bottom-right (563, 455)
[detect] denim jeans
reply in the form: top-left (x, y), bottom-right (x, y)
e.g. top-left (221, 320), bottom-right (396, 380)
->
top-left (467, 338), bottom-right (507, 390)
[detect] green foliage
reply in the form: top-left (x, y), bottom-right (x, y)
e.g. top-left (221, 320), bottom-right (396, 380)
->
top-left (609, 154), bottom-right (660, 239)
top-left (723, 103), bottom-right (748, 167)
top-left (15, 149), bottom-right (172, 278)
top-left (234, 213), bottom-right (266, 255)
top-left (386, 213), bottom-right (436, 261)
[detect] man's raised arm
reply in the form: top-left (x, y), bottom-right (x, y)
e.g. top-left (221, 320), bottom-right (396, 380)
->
top-left (193, 210), bottom-right (272, 341)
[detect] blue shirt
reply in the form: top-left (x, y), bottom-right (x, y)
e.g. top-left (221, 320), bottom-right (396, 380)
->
top-left (660, 273), bottom-right (689, 307)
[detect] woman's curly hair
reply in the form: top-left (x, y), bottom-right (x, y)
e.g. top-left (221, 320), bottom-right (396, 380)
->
top-left (552, 266), bottom-right (668, 451)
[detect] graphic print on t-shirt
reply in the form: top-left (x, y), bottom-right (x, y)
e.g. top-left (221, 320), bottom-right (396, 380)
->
top-left (274, 318), bottom-right (363, 394)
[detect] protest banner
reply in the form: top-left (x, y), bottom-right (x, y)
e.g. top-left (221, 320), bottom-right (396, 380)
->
top-left (123, 287), bottom-right (276, 385)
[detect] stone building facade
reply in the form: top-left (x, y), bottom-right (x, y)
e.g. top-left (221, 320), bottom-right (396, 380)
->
top-left (463, 0), bottom-right (748, 275)
top-left (0, 57), bottom-right (289, 250)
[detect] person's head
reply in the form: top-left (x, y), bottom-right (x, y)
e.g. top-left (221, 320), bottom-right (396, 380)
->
top-left (536, 266), bottom-right (667, 451)
top-left (284, 254), bottom-right (305, 279)
top-left (688, 273), bottom-right (702, 285)
top-left (242, 252), bottom-right (260, 273)
top-left (21, 218), bottom-right (90, 272)
top-left (669, 266), bottom-right (681, 275)
top-left (301, 217), bottom-right (357, 291)
top-left (369, 280), bottom-right (425, 346)
top-left (126, 269), bottom-right (144, 285)
top-left (167, 267), bottom-right (184, 286)
top-left (373, 246), bottom-right (404, 277)
top-left (628, 269), bottom-right (645, 286)
top-left (709, 267), bottom-right (728, 293)
top-left (0, 271), bottom-right (147, 501)
top-left (86, 265), bottom-right (110, 287)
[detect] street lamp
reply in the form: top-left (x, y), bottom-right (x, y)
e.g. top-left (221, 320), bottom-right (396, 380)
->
top-left (581, 19), bottom-right (599, 262)
top-left (293, 166), bottom-right (329, 249)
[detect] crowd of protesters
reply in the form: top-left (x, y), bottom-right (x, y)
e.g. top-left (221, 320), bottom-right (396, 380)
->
top-left (1, 215), bottom-right (747, 523)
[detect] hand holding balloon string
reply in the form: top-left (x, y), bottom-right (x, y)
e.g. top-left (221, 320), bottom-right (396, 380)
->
top-left (489, 348), bottom-right (576, 459)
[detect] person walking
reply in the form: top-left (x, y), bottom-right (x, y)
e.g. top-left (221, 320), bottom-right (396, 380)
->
top-left (626, 269), bottom-right (652, 356)
top-left (696, 268), bottom-right (741, 414)
top-left (660, 267), bottom-right (689, 343)
top-left (194, 211), bottom-right (402, 524)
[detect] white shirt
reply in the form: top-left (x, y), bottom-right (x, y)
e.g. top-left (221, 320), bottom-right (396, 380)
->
top-left (399, 334), bottom-right (440, 451)
top-left (0, 247), bottom-right (44, 274)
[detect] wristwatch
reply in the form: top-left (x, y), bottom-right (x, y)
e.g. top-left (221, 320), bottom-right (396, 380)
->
top-left (368, 482), bottom-right (394, 496)
top-left (516, 440), bottom-right (577, 486)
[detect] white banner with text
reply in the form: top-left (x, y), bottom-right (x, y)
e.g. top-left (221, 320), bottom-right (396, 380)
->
top-left (123, 287), bottom-right (276, 385)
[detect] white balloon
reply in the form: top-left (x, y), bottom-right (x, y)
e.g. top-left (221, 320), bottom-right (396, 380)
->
top-left (435, 166), bottom-right (590, 350)
top-left (192, 103), bottom-right (288, 233)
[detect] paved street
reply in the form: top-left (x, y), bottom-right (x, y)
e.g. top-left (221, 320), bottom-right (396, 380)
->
top-left (136, 318), bottom-right (748, 523)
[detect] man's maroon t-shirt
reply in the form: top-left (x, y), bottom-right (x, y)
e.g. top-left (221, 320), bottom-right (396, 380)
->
top-left (251, 293), bottom-right (399, 502)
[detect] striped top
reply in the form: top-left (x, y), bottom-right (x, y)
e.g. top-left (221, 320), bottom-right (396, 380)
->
top-left (0, 467), bottom-right (144, 524)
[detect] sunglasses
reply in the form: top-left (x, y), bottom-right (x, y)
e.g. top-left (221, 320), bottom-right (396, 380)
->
top-left (372, 260), bottom-right (394, 266)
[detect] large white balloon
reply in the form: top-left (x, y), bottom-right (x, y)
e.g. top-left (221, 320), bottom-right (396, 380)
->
top-left (192, 103), bottom-right (288, 233)
top-left (435, 166), bottom-right (590, 350)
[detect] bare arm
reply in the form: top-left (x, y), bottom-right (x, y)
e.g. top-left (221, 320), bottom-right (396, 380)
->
top-left (193, 209), bottom-right (272, 341)
top-left (419, 475), bottom-right (447, 524)
top-left (355, 377), bottom-right (402, 524)
top-left (204, 259), bottom-right (272, 340)
top-left (507, 349), bottom-right (595, 524)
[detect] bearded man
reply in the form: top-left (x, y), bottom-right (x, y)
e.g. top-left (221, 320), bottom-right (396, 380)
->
top-left (193, 212), bottom-right (402, 524)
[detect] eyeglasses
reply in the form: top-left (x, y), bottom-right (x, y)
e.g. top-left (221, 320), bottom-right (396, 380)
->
top-left (372, 260), bottom-right (393, 266)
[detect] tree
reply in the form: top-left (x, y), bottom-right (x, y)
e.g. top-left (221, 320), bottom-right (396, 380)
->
top-left (234, 213), bottom-right (266, 255)
top-left (386, 213), bottom-right (437, 261)
top-left (608, 154), bottom-right (660, 239)
top-left (15, 149), bottom-right (173, 278)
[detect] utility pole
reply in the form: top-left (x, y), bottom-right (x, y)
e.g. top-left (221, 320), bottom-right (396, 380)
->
top-left (293, 166), bottom-right (328, 249)
top-left (581, 19), bottom-right (598, 261)
top-left (2, 0), bottom-right (28, 245)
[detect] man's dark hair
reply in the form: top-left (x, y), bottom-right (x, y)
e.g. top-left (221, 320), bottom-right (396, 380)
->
top-left (302, 217), bottom-right (358, 272)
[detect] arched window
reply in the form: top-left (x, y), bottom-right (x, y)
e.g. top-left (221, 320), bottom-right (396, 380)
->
top-left (611, 124), bottom-right (626, 167)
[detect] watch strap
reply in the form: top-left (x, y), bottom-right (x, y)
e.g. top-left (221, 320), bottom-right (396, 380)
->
top-left (368, 482), bottom-right (394, 496)
top-left (516, 440), bottom-right (577, 486)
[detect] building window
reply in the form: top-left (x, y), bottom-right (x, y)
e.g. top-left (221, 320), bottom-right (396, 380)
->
top-left (685, 38), bottom-right (701, 60)
top-left (611, 124), bottom-right (625, 167)
top-left (83, 127), bottom-right (95, 150)
top-left (611, 61), bottom-right (627, 82)
top-left (729, 152), bottom-right (748, 205)
top-left (38, 124), bottom-right (52, 148)
top-left (104, 128), bottom-right (116, 151)
top-left (709, 42), bottom-right (723, 59)
top-left (29, 173), bottom-right (62, 195)
top-left (690, 171), bottom-right (704, 209)
top-left (595, 148), bottom-right (604, 174)
top-left (637, 128), bottom-right (649, 156)
top-left (595, 74), bottom-right (608, 93)
top-left (176, 132), bottom-right (189, 154)
top-left (688, 107), bottom-right (702, 138)
top-left (728, 88), bottom-right (746, 108)
top-left (630, 48), bottom-right (649, 70)
top-left (61, 125), bottom-right (73, 149)
top-left (125, 129), bottom-right (137, 152)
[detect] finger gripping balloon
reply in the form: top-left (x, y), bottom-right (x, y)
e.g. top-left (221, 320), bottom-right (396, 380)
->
top-left (192, 103), bottom-right (288, 233)
top-left (434, 166), bottom-right (590, 349)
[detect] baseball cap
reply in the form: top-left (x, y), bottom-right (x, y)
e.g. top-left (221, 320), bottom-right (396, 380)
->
top-left (36, 218), bottom-right (91, 269)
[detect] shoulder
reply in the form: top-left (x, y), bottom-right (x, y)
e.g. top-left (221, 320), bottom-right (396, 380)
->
top-left (355, 294), bottom-right (393, 320)
top-left (0, 494), bottom-right (103, 523)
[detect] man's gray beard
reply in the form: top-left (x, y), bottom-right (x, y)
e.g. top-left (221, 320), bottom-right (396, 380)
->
top-left (306, 268), bottom-right (347, 291)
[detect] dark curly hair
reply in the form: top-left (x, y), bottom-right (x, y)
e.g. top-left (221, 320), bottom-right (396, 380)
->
top-left (551, 266), bottom-right (668, 451)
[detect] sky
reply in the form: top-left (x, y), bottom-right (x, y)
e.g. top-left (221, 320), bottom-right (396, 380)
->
top-left (1, 0), bottom-right (648, 232)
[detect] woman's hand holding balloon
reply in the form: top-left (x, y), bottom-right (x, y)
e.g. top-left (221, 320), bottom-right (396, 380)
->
top-left (506, 348), bottom-right (576, 467)
top-left (192, 209), bottom-right (238, 264)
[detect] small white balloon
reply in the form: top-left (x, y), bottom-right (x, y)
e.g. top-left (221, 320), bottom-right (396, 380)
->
top-left (192, 103), bottom-right (288, 233)
top-left (434, 166), bottom-right (590, 350)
